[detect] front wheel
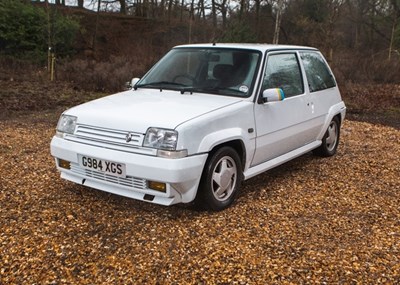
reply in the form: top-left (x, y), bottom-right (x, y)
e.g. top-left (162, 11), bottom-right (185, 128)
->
top-left (313, 116), bottom-right (341, 157)
top-left (196, 147), bottom-right (243, 211)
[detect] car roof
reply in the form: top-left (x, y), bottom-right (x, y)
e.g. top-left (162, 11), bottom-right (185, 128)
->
top-left (174, 43), bottom-right (319, 52)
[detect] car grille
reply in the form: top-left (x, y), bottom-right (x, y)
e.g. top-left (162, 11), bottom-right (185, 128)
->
top-left (66, 125), bottom-right (151, 154)
top-left (75, 124), bottom-right (143, 146)
top-left (70, 163), bottom-right (148, 190)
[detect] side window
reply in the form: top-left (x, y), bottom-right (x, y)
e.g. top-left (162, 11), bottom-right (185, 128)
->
top-left (300, 52), bottom-right (336, 92)
top-left (262, 53), bottom-right (304, 97)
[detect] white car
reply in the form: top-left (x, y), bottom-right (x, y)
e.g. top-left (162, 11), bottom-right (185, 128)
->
top-left (51, 43), bottom-right (346, 211)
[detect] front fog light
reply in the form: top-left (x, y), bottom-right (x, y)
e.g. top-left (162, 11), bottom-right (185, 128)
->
top-left (58, 159), bottom-right (71, 170)
top-left (148, 181), bottom-right (166, 192)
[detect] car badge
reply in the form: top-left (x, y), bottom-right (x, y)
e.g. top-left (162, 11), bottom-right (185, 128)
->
top-left (126, 133), bottom-right (133, 143)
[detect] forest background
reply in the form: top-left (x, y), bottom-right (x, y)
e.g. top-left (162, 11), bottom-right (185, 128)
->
top-left (0, 0), bottom-right (399, 126)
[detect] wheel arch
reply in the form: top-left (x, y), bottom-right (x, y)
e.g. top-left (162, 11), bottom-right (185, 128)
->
top-left (197, 128), bottom-right (250, 172)
top-left (317, 103), bottom-right (346, 140)
top-left (208, 140), bottom-right (246, 172)
top-left (333, 112), bottom-right (342, 125)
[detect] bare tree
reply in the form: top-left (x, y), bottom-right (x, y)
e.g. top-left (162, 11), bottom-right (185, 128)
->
top-left (272, 0), bottom-right (285, 44)
top-left (197, 0), bottom-right (206, 20)
top-left (212, 0), bottom-right (217, 27)
top-left (219, 0), bottom-right (228, 28)
top-left (239, 0), bottom-right (247, 20)
top-left (325, 0), bottom-right (346, 61)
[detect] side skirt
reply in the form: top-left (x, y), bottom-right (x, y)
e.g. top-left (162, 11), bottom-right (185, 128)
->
top-left (244, 141), bottom-right (321, 180)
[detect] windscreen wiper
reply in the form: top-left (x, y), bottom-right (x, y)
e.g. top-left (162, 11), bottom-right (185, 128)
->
top-left (180, 87), bottom-right (228, 95)
top-left (180, 87), bottom-right (246, 96)
top-left (134, 81), bottom-right (187, 90)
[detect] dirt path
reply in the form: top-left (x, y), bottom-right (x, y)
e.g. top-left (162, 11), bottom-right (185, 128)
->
top-left (0, 119), bottom-right (399, 284)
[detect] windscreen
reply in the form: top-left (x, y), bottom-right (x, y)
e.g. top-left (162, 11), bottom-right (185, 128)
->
top-left (137, 48), bottom-right (261, 97)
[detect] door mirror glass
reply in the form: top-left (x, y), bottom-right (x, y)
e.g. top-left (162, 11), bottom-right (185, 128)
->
top-left (262, 88), bottom-right (285, 103)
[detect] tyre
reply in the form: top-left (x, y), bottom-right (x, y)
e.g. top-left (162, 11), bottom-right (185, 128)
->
top-left (313, 116), bottom-right (341, 157)
top-left (197, 146), bottom-right (243, 211)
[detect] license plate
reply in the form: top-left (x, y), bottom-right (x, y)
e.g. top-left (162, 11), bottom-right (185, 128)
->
top-left (78, 155), bottom-right (126, 178)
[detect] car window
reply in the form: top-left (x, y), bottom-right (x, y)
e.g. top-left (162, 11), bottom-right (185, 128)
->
top-left (262, 53), bottom-right (304, 98)
top-left (300, 52), bottom-right (336, 92)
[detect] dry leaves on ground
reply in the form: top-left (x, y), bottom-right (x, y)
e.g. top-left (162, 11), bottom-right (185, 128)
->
top-left (0, 119), bottom-right (399, 284)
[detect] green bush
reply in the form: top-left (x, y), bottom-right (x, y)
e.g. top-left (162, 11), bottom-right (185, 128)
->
top-left (0, 0), bottom-right (79, 62)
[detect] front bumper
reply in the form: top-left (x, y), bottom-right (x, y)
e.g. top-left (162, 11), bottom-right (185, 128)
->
top-left (50, 136), bottom-right (208, 205)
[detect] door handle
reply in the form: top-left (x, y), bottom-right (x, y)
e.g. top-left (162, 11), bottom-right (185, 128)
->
top-left (307, 102), bottom-right (315, 113)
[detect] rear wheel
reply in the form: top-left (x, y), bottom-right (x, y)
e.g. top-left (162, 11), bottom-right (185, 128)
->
top-left (197, 146), bottom-right (243, 211)
top-left (313, 116), bottom-right (341, 157)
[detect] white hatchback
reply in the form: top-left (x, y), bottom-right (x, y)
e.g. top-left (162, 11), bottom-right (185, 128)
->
top-left (51, 43), bottom-right (346, 211)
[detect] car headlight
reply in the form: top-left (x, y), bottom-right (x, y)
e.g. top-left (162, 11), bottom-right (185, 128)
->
top-left (143, 127), bottom-right (178, 150)
top-left (56, 114), bottom-right (77, 137)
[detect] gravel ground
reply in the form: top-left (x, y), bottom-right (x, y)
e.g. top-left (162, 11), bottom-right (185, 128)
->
top-left (0, 119), bottom-right (399, 284)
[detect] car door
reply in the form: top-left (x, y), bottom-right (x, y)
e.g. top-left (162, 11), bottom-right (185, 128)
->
top-left (251, 51), bottom-right (315, 167)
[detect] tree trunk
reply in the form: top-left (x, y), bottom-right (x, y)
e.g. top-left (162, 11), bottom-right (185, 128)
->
top-left (151, 0), bottom-right (157, 18)
top-left (93, 0), bottom-right (101, 54)
top-left (168, 0), bottom-right (173, 22)
top-left (273, 0), bottom-right (284, 44)
top-left (389, 0), bottom-right (400, 60)
top-left (211, 0), bottom-right (217, 27)
top-left (254, 0), bottom-right (260, 41)
top-left (190, 0), bottom-right (195, 20)
top-left (77, 0), bottom-right (84, 8)
top-left (159, 0), bottom-right (165, 17)
top-left (180, 0), bottom-right (184, 21)
top-left (143, 0), bottom-right (148, 17)
top-left (136, 0), bottom-right (142, 16)
top-left (239, 0), bottom-right (246, 20)
top-left (221, 6), bottom-right (227, 28)
top-left (119, 0), bottom-right (126, 14)
top-left (198, 0), bottom-right (205, 20)
top-left (389, 16), bottom-right (397, 60)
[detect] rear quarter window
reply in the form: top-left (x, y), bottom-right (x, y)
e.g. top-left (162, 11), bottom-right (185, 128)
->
top-left (300, 52), bottom-right (336, 92)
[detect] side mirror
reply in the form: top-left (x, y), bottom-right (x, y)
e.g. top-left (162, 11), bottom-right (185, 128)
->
top-left (130, 77), bottom-right (140, 88)
top-left (261, 88), bottom-right (285, 103)
top-left (125, 77), bottom-right (140, 90)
